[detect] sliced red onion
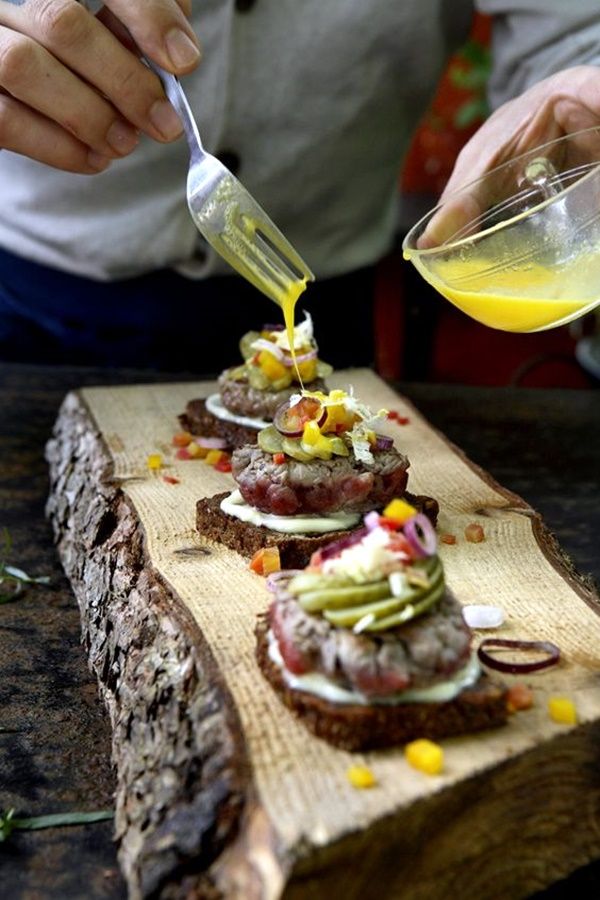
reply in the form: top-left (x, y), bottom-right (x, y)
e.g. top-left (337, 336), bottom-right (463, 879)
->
top-left (374, 434), bottom-right (394, 451)
top-left (364, 511), bottom-right (381, 531)
top-left (266, 569), bottom-right (303, 593)
top-left (283, 349), bottom-right (317, 367)
top-left (194, 436), bottom-right (229, 450)
top-left (463, 605), bottom-right (505, 629)
top-left (273, 397), bottom-right (327, 438)
top-left (251, 338), bottom-right (285, 361)
top-left (320, 527), bottom-right (369, 560)
top-left (477, 638), bottom-right (560, 674)
top-left (403, 513), bottom-right (437, 558)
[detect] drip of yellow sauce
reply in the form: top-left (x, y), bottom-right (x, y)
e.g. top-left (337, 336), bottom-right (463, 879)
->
top-left (279, 277), bottom-right (308, 386)
top-left (404, 253), bottom-right (599, 332)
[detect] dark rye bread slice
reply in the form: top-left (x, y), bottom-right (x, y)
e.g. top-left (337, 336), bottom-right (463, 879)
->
top-left (195, 490), bottom-right (439, 570)
top-left (179, 398), bottom-right (261, 449)
top-left (255, 615), bottom-right (508, 751)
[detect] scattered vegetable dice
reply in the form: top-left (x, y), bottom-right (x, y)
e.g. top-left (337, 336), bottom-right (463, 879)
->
top-left (506, 683), bottom-right (534, 713)
top-left (249, 546), bottom-right (281, 576)
top-left (382, 498), bottom-right (417, 525)
top-left (440, 533), bottom-right (457, 545)
top-left (172, 431), bottom-right (192, 447)
top-left (175, 447), bottom-right (191, 460)
top-left (346, 765), bottom-right (377, 789)
top-left (405, 738), bottom-right (444, 775)
top-left (548, 696), bottom-right (577, 725)
top-left (465, 523), bottom-right (485, 543)
top-left (205, 449), bottom-right (225, 466)
top-left (146, 453), bottom-right (163, 470)
top-left (162, 475), bottom-right (180, 485)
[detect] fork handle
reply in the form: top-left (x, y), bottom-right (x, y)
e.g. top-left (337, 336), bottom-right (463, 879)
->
top-left (144, 58), bottom-right (204, 160)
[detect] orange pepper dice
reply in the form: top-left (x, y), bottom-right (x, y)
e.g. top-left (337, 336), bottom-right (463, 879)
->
top-left (249, 546), bottom-right (281, 576)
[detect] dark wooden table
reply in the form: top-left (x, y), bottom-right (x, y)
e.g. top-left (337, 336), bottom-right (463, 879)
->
top-left (1, 362), bottom-right (598, 899)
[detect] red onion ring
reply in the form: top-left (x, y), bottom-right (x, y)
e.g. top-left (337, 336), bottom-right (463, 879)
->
top-left (283, 348), bottom-right (317, 367)
top-left (364, 511), bottom-right (380, 531)
top-left (477, 638), bottom-right (560, 674)
top-left (273, 397), bottom-right (327, 438)
top-left (374, 434), bottom-right (394, 451)
top-left (252, 338), bottom-right (285, 361)
top-left (266, 569), bottom-right (303, 593)
top-left (194, 436), bottom-right (229, 450)
top-left (403, 513), bottom-right (437, 558)
top-left (320, 527), bottom-right (369, 560)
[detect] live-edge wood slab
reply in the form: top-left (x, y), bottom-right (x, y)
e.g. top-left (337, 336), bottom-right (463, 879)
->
top-left (45, 369), bottom-right (600, 900)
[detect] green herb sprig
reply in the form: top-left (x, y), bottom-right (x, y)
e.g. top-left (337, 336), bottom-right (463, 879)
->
top-left (0, 808), bottom-right (114, 843)
top-left (0, 529), bottom-right (51, 604)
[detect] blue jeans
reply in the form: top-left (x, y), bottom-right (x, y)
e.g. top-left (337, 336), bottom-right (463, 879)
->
top-left (0, 248), bottom-right (375, 374)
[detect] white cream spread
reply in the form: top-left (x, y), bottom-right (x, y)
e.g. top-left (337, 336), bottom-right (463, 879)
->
top-left (220, 489), bottom-right (360, 535)
top-left (205, 393), bottom-right (269, 430)
top-left (267, 629), bottom-right (481, 705)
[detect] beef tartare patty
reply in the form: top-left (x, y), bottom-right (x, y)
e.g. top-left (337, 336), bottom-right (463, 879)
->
top-left (270, 592), bottom-right (471, 699)
top-left (231, 445), bottom-right (410, 516)
top-left (218, 371), bottom-right (327, 421)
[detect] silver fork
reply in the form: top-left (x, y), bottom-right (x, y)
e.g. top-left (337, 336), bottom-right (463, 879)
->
top-left (146, 60), bottom-right (314, 303)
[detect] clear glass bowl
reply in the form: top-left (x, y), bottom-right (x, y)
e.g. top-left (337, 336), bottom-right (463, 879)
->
top-left (402, 127), bottom-right (600, 332)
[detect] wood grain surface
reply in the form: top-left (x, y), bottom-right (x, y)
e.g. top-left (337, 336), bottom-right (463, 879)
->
top-left (43, 368), bottom-right (600, 899)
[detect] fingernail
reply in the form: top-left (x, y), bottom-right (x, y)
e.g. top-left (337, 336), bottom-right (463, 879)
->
top-left (165, 28), bottom-right (201, 69)
top-left (150, 99), bottom-right (183, 140)
top-left (87, 151), bottom-right (113, 172)
top-left (106, 120), bottom-right (139, 155)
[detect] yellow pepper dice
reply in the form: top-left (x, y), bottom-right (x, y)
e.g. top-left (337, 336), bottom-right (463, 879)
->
top-left (548, 696), bottom-right (578, 725)
top-left (146, 453), bottom-right (163, 470)
top-left (346, 765), bottom-right (377, 789)
top-left (302, 420), bottom-right (322, 445)
top-left (405, 738), bottom-right (444, 775)
top-left (383, 498), bottom-right (418, 524)
top-left (258, 349), bottom-right (287, 381)
top-left (296, 358), bottom-right (317, 382)
top-left (205, 449), bottom-right (224, 466)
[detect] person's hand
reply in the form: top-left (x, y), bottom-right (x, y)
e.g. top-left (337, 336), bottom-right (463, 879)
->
top-left (443, 65), bottom-right (600, 198)
top-left (418, 66), bottom-right (600, 248)
top-left (0, 0), bottom-right (201, 174)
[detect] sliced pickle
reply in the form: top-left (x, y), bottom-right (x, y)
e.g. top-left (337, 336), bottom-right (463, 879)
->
top-left (328, 436), bottom-right (350, 457)
top-left (281, 437), bottom-right (313, 462)
top-left (269, 372), bottom-right (293, 392)
top-left (324, 594), bottom-right (407, 627)
top-left (240, 330), bottom-right (261, 361)
top-left (226, 364), bottom-right (248, 382)
top-left (299, 580), bottom-right (392, 613)
top-left (365, 582), bottom-right (445, 631)
top-left (316, 360), bottom-right (334, 379)
top-left (288, 571), bottom-right (356, 595)
top-left (248, 367), bottom-right (271, 391)
top-left (258, 426), bottom-right (284, 454)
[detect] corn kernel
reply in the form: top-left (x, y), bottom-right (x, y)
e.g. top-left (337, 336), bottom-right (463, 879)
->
top-left (405, 739), bottom-right (444, 775)
top-left (383, 498), bottom-right (418, 524)
top-left (205, 449), bottom-right (224, 466)
top-left (548, 696), bottom-right (577, 725)
top-left (346, 765), bottom-right (377, 789)
top-left (146, 453), bottom-right (163, 470)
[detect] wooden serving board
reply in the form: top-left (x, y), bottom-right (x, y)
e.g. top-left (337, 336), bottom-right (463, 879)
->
top-left (45, 369), bottom-right (600, 900)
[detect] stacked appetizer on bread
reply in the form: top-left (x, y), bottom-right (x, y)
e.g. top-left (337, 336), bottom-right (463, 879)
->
top-left (180, 313), bottom-right (333, 448)
top-left (256, 502), bottom-right (508, 750)
top-left (196, 388), bottom-right (438, 568)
